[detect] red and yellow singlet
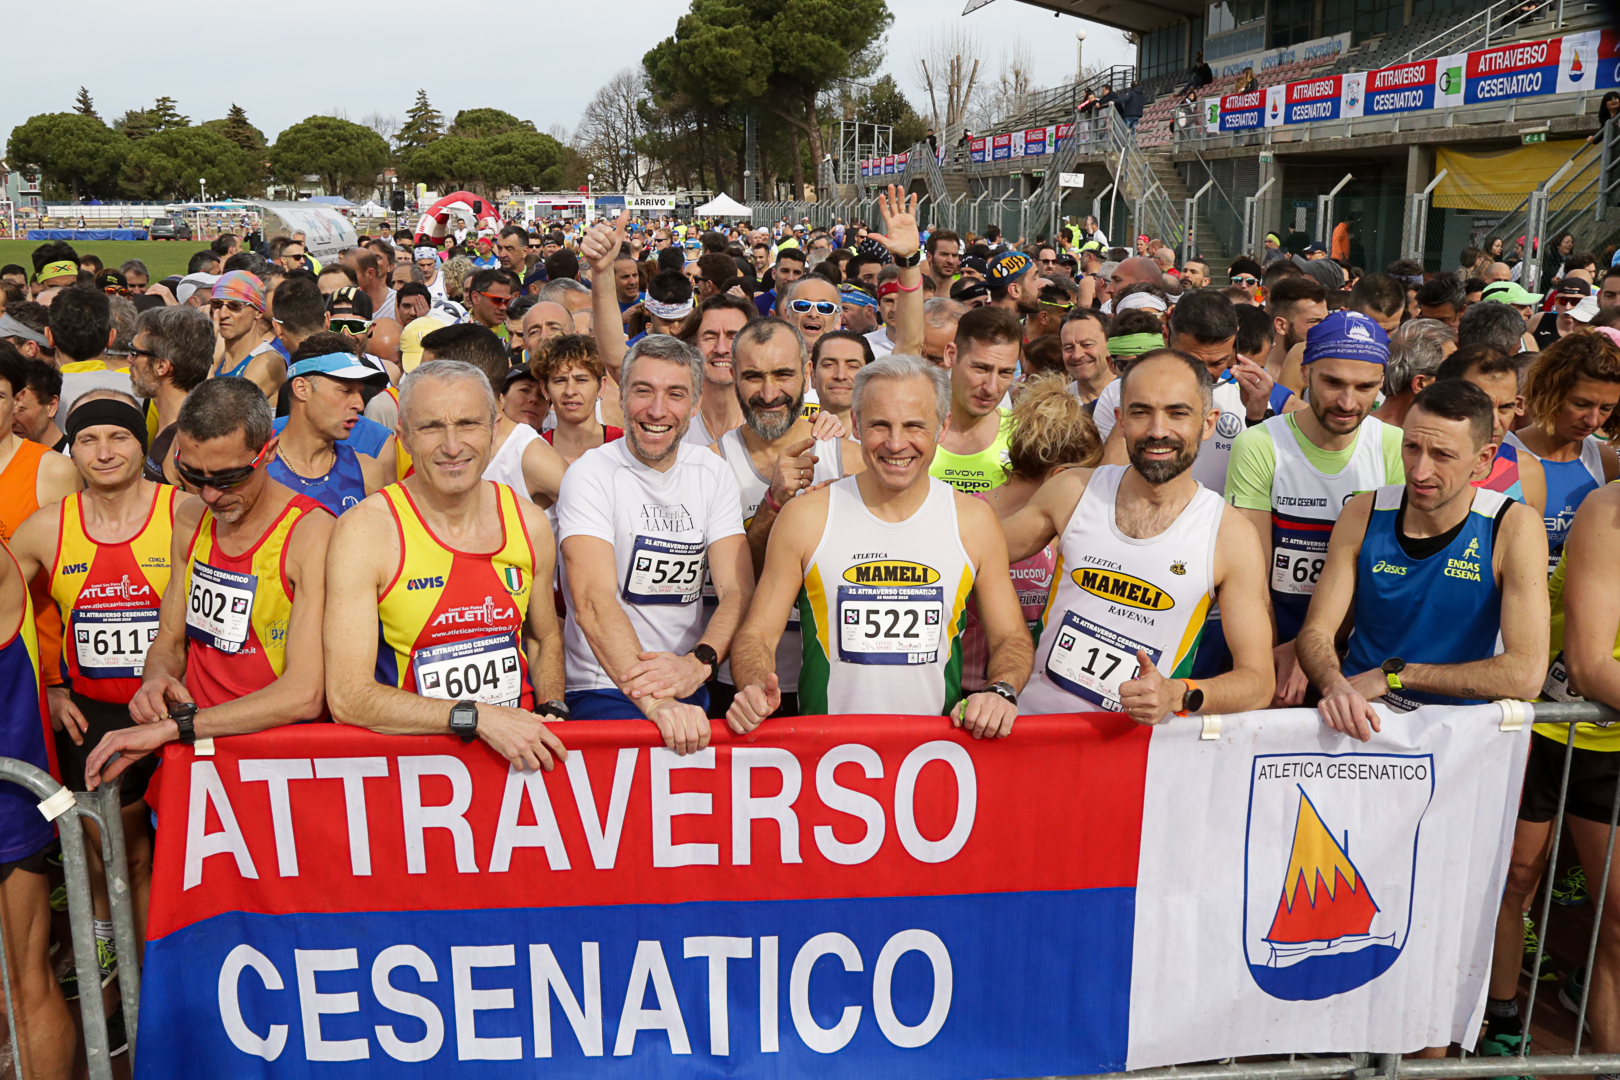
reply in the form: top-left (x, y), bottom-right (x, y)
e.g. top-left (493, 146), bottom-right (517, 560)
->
top-left (182, 494), bottom-right (328, 708)
top-left (50, 486), bottom-right (178, 701)
top-left (374, 482), bottom-right (536, 709)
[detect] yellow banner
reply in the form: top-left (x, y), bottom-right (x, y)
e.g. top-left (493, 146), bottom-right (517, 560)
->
top-left (1434, 140), bottom-right (1590, 208)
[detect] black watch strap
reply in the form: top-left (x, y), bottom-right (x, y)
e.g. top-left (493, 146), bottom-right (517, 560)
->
top-left (986, 681), bottom-right (1019, 707)
top-left (170, 703), bottom-right (197, 745)
top-left (893, 250), bottom-right (923, 268)
top-left (537, 699), bottom-right (570, 721)
top-left (693, 644), bottom-right (719, 684)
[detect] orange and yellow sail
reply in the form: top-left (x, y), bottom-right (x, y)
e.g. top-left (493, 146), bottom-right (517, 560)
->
top-left (1266, 789), bottom-right (1379, 944)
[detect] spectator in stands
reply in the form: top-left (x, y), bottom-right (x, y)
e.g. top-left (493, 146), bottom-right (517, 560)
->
top-left (1588, 91), bottom-right (1620, 145)
top-left (1096, 81), bottom-right (1145, 132)
top-left (1189, 51), bottom-right (1213, 90)
top-left (1234, 67), bottom-right (1258, 94)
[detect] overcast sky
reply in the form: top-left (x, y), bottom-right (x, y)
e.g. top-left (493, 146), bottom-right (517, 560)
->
top-left (0, 0), bottom-right (1132, 151)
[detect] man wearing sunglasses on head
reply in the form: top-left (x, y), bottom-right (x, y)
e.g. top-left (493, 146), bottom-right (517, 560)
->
top-left (461, 268), bottom-right (517, 340)
top-left (83, 378), bottom-right (334, 788)
top-left (267, 341), bottom-right (393, 517)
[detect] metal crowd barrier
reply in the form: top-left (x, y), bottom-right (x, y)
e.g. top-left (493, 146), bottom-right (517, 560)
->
top-left (1, 701), bottom-right (1617, 1078)
top-left (0, 761), bottom-right (139, 1080)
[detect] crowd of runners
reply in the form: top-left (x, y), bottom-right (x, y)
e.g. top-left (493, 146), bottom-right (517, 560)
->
top-left (0, 184), bottom-right (1616, 1074)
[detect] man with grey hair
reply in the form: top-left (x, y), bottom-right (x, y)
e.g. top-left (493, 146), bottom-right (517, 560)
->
top-left (726, 352), bottom-right (1030, 735)
top-left (1372, 317), bottom-right (1457, 427)
top-left (130, 304), bottom-right (214, 484)
top-left (87, 377), bottom-right (335, 789)
top-left (707, 317), bottom-right (862, 719)
top-left (320, 359), bottom-right (570, 772)
top-left (1458, 298), bottom-right (1533, 355)
top-left (556, 334), bottom-right (754, 749)
top-left (1004, 348), bottom-right (1274, 723)
top-left (536, 276), bottom-right (591, 324)
top-left (118, 259), bottom-right (150, 296)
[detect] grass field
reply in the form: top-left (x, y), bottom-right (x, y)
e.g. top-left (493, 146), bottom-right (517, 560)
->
top-left (0, 239), bottom-right (212, 281)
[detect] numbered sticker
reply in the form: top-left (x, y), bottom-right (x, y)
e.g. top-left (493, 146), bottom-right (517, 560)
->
top-left (73, 608), bottom-right (160, 678)
top-left (1044, 611), bottom-right (1159, 711)
top-left (1270, 536), bottom-right (1328, 596)
top-left (414, 633), bottom-right (524, 707)
top-left (623, 536), bottom-right (705, 606)
top-left (836, 585), bottom-right (945, 666)
top-left (185, 562), bottom-right (256, 653)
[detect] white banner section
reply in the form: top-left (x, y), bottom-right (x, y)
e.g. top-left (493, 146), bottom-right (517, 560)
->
top-left (1127, 704), bottom-right (1529, 1068)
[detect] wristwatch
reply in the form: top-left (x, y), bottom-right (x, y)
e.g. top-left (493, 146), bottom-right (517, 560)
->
top-left (1175, 679), bottom-right (1205, 717)
top-left (536, 699), bottom-right (570, 721)
top-left (692, 643), bottom-right (719, 684)
top-left (448, 700), bottom-right (479, 743)
top-left (893, 250), bottom-right (922, 268)
top-left (169, 702), bottom-right (198, 745)
top-left (985, 681), bottom-right (1019, 707)
top-left (1382, 658), bottom-right (1406, 691)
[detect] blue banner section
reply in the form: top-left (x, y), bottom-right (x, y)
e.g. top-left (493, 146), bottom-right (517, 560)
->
top-left (137, 889), bottom-right (1133, 1079)
top-left (26, 229), bottom-right (149, 241)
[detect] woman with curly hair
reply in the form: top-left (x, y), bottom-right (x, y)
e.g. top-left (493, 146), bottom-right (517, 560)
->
top-left (1505, 329), bottom-right (1620, 572)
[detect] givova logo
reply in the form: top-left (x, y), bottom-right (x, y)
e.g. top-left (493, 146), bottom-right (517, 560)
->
top-left (1243, 753), bottom-right (1433, 1000)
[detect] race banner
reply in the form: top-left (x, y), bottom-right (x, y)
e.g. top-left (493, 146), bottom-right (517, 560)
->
top-left (137, 707), bottom-right (1526, 1078)
top-left (896, 152), bottom-right (909, 170)
top-left (1465, 38), bottom-right (1561, 104)
top-left (1220, 88), bottom-right (1267, 131)
top-left (1557, 29), bottom-right (1620, 93)
top-left (969, 137), bottom-right (986, 163)
top-left (882, 155), bottom-right (895, 175)
top-left (1054, 122), bottom-right (1074, 149)
top-left (1023, 127), bottom-right (1047, 156)
top-left (1009, 129), bottom-right (1026, 158)
top-left (1353, 60), bottom-right (1441, 117)
top-left (991, 133), bottom-right (1011, 161)
top-left (1281, 74), bottom-right (1348, 124)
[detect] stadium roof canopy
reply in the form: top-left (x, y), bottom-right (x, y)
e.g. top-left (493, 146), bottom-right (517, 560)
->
top-left (963, 0), bottom-right (1198, 37)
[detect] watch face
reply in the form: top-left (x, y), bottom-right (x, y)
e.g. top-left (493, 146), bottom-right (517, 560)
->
top-left (1184, 688), bottom-right (1204, 714)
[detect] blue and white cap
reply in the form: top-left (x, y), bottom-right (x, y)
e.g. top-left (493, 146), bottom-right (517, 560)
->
top-left (287, 351), bottom-right (389, 384)
top-left (1302, 309), bottom-right (1390, 367)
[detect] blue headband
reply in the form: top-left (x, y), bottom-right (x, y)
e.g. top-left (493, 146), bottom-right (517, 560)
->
top-left (1302, 310), bottom-right (1390, 367)
top-left (839, 286), bottom-right (877, 309)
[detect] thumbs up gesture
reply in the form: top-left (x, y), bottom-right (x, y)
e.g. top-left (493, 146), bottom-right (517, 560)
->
top-left (1118, 649), bottom-right (1185, 727)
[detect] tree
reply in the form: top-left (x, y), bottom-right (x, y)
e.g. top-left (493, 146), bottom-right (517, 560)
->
top-left (73, 87), bottom-right (98, 120)
top-left (645, 0), bottom-right (892, 200)
top-left (850, 75), bottom-right (928, 149)
top-left (270, 115), bottom-right (390, 198)
top-left (362, 111), bottom-right (399, 148)
top-left (113, 108), bottom-right (156, 142)
top-left (401, 111), bottom-right (566, 194)
top-left (449, 108), bottom-right (528, 139)
top-left (575, 69), bottom-right (648, 190)
top-left (972, 40), bottom-right (1037, 131)
top-left (214, 104), bottom-right (265, 154)
top-left (397, 90), bottom-right (444, 151)
top-left (913, 25), bottom-right (983, 130)
top-left (123, 126), bottom-right (255, 199)
top-left (150, 96), bottom-right (189, 131)
top-left (7, 112), bottom-right (127, 200)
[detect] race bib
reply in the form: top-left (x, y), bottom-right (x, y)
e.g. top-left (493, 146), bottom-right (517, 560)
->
top-left (1543, 651), bottom-right (1584, 704)
top-left (185, 562), bottom-right (255, 653)
top-left (623, 536), bottom-right (705, 605)
top-left (73, 608), bottom-right (160, 679)
top-left (1044, 611), bottom-right (1159, 711)
top-left (1270, 534), bottom-right (1327, 596)
top-left (836, 585), bottom-right (944, 666)
top-left (414, 633), bottom-right (524, 707)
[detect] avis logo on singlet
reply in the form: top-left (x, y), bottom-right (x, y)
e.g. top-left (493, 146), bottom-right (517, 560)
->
top-left (406, 576), bottom-right (445, 591)
top-left (62, 562), bottom-right (89, 575)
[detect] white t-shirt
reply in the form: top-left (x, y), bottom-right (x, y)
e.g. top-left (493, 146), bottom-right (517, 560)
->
top-left (1092, 379), bottom-right (1122, 442)
top-left (864, 326), bottom-right (896, 357)
top-left (557, 440), bottom-right (745, 691)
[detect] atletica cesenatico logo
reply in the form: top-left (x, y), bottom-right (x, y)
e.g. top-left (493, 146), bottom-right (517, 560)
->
top-left (78, 574), bottom-right (153, 603)
top-left (431, 595), bottom-right (515, 631)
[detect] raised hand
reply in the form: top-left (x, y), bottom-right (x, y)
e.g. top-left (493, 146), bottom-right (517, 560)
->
top-left (579, 210), bottom-right (630, 276)
top-left (868, 184), bottom-right (921, 259)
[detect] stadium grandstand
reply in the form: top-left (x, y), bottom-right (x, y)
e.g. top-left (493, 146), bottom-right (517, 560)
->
top-left (837, 0), bottom-right (1616, 284)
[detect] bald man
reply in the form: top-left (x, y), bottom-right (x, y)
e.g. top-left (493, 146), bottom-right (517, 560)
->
top-left (1109, 256), bottom-right (1166, 309)
top-left (521, 302), bottom-right (574, 362)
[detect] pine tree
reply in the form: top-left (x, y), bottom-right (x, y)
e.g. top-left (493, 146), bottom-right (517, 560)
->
top-left (115, 108), bottom-right (156, 142)
top-left (397, 90), bottom-right (444, 150)
top-left (150, 96), bottom-right (189, 130)
top-left (220, 104), bottom-right (261, 153)
top-left (73, 87), bottom-right (97, 119)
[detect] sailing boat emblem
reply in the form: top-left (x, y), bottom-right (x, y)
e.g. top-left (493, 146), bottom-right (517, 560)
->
top-left (1244, 755), bottom-right (1435, 1000)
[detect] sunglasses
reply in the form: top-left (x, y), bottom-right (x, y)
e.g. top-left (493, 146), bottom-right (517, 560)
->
top-left (789, 300), bottom-right (840, 315)
top-left (475, 291), bottom-right (513, 308)
top-left (210, 299), bottom-right (253, 314)
top-left (329, 317), bottom-right (372, 335)
top-left (127, 345), bottom-right (163, 361)
top-left (1040, 299), bottom-right (1075, 311)
top-left (103, 285), bottom-right (128, 296)
top-left (174, 439), bottom-right (274, 492)
top-left (1230, 275), bottom-right (1259, 287)
top-left (283, 253), bottom-right (306, 263)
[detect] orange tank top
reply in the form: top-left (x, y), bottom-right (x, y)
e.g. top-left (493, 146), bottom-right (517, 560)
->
top-left (0, 439), bottom-right (63, 688)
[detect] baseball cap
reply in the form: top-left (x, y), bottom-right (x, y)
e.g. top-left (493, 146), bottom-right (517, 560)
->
top-left (94, 269), bottom-right (128, 293)
top-left (961, 256), bottom-right (990, 277)
top-left (0, 314), bottom-right (48, 348)
top-left (950, 279), bottom-right (990, 303)
top-left (1303, 310), bottom-right (1390, 366)
top-left (1480, 281), bottom-right (1541, 305)
top-left (399, 314), bottom-right (453, 372)
top-left (1304, 241), bottom-right (1328, 255)
top-left (503, 365), bottom-right (537, 390)
top-left (1569, 295), bottom-right (1601, 324)
top-left (1557, 278), bottom-right (1594, 297)
top-left (328, 286), bottom-right (375, 319)
top-left (287, 351), bottom-right (389, 384)
top-left (986, 251), bottom-right (1033, 285)
top-left (175, 273), bottom-right (221, 304)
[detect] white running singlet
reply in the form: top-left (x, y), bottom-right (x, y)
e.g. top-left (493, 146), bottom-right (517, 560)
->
top-left (1021, 465), bottom-right (1223, 715)
top-left (796, 476), bottom-right (974, 716)
top-left (556, 440), bottom-right (745, 690)
top-left (482, 423), bottom-right (540, 500)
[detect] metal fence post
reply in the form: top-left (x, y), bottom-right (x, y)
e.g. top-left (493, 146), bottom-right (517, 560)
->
top-left (0, 759), bottom-right (123, 1080)
top-left (1184, 179), bottom-right (1214, 264)
top-left (1404, 169), bottom-right (1448, 264)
